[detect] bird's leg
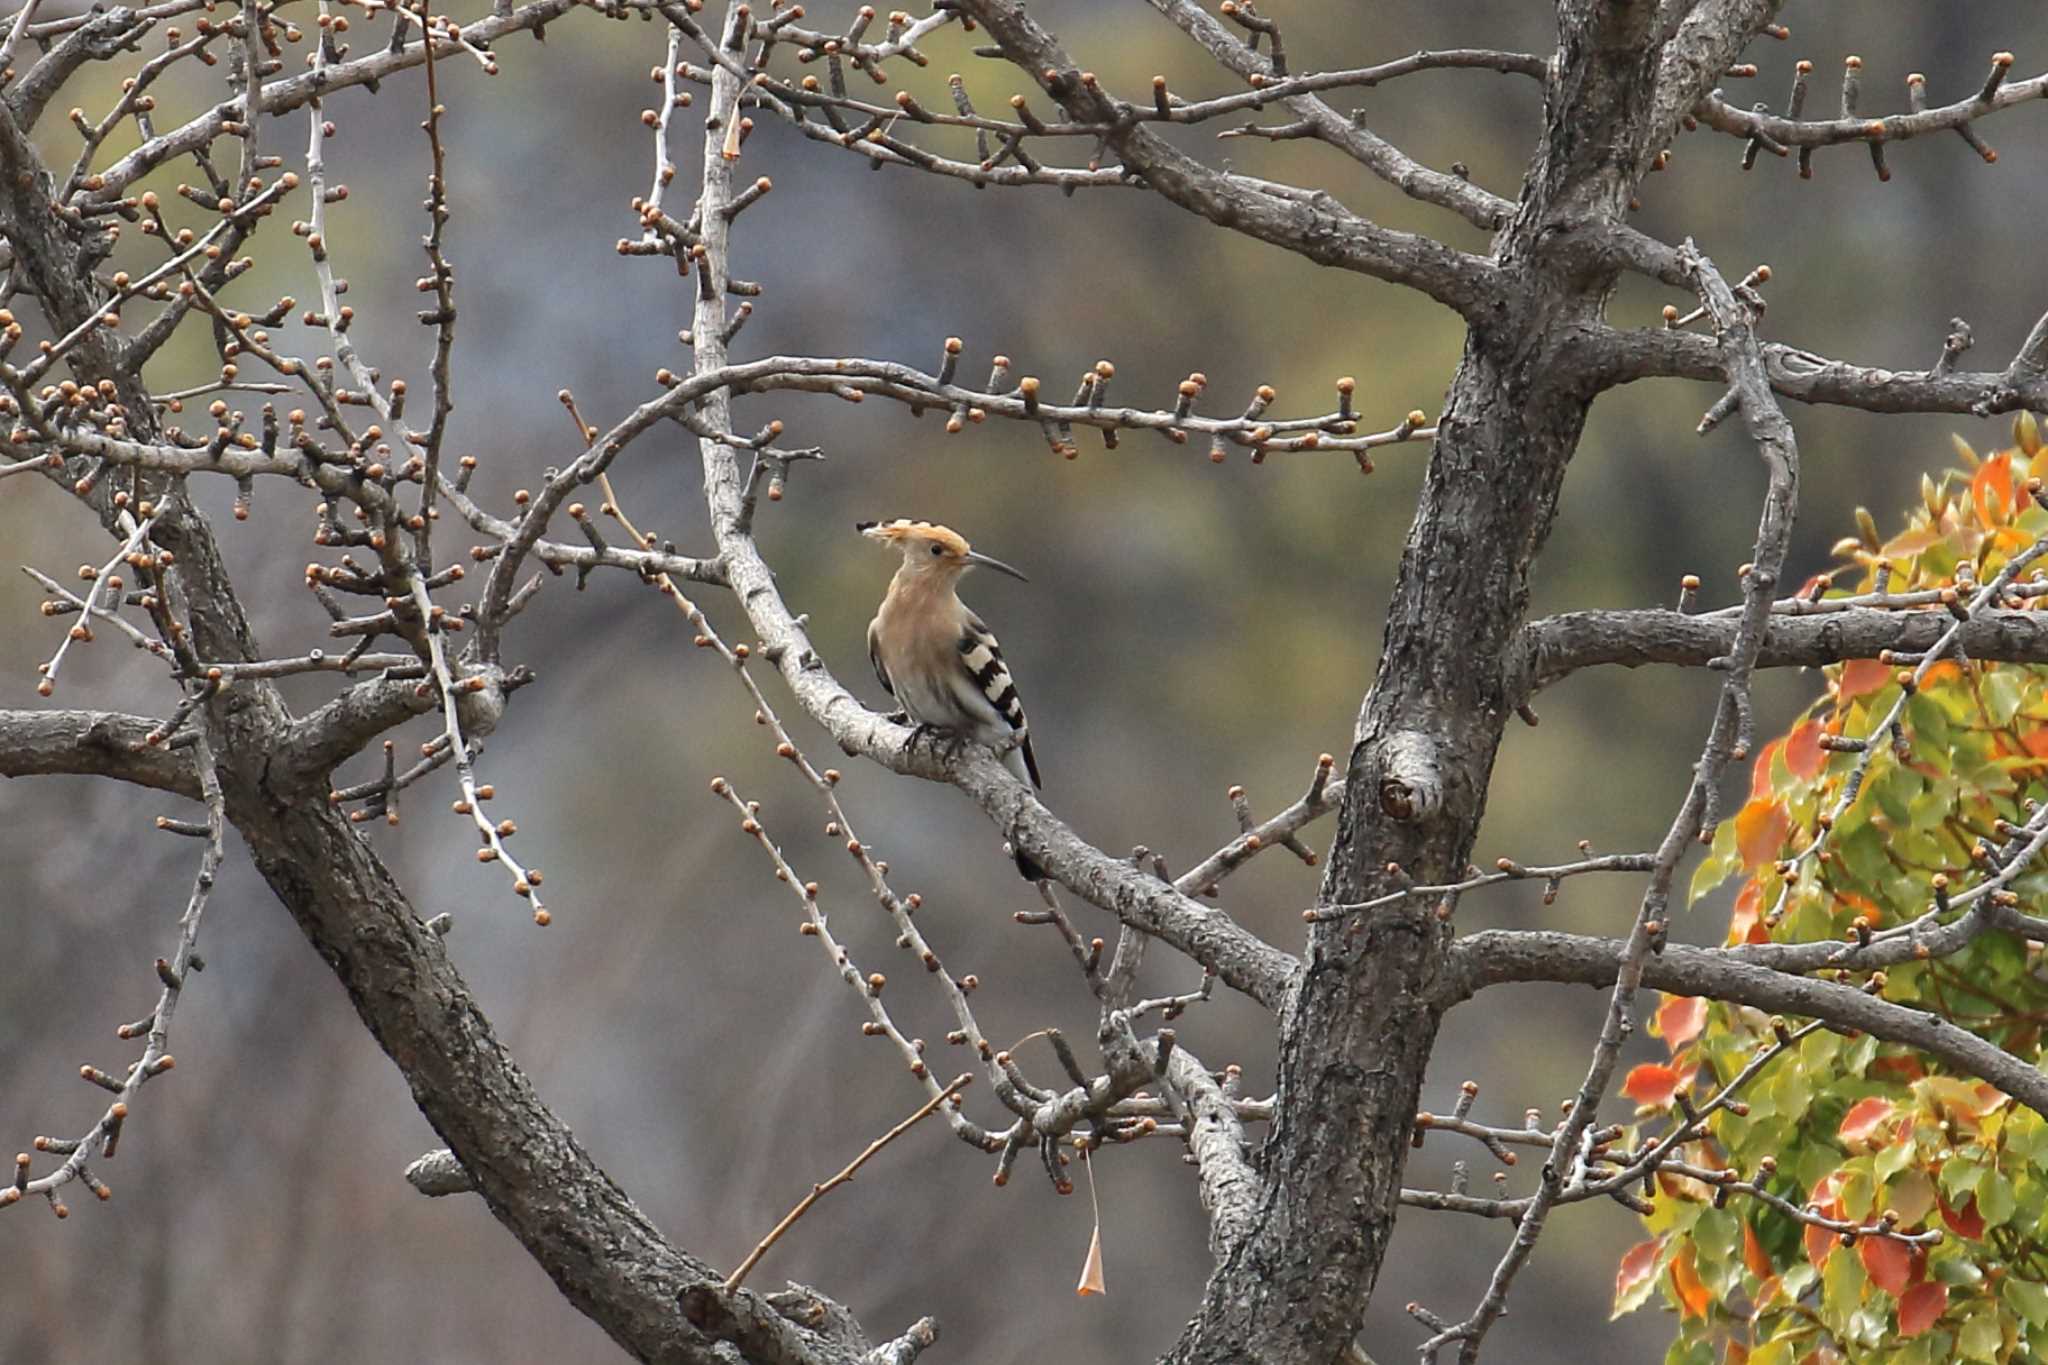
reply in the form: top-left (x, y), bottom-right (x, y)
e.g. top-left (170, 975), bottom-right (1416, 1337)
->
top-left (897, 721), bottom-right (944, 765)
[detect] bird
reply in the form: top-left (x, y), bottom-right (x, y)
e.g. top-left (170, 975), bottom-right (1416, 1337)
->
top-left (857, 518), bottom-right (1044, 878)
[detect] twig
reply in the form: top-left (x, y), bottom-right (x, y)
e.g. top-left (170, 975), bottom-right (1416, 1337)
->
top-left (723, 1073), bottom-right (972, 1292)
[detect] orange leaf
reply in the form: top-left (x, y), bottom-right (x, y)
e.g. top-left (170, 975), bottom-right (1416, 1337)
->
top-left (1622, 1062), bottom-right (1682, 1108)
top-left (2023, 725), bottom-right (2048, 760)
top-left (1838, 1097), bottom-right (1895, 1147)
top-left (1803, 1218), bottom-right (1836, 1270)
top-left (1615, 1238), bottom-right (1660, 1307)
top-left (1837, 891), bottom-right (1884, 928)
top-left (1921, 659), bottom-right (1962, 689)
top-left (1727, 881), bottom-right (1770, 947)
top-left (1859, 1234), bottom-right (1913, 1295)
top-left (1726, 1343), bottom-right (1750, 1365)
top-left (1974, 452), bottom-right (2015, 528)
top-left (1940, 1194), bottom-right (1986, 1240)
top-left (1743, 1220), bottom-right (1774, 1280)
top-left (1656, 995), bottom-right (1708, 1052)
top-left (1897, 1281), bottom-right (1948, 1338)
top-left (1784, 719), bottom-right (1825, 779)
top-left (1750, 739), bottom-right (1785, 799)
top-left (1838, 657), bottom-right (1890, 703)
top-left (1075, 1224), bottom-right (1105, 1296)
top-left (1735, 798), bottom-right (1791, 870)
top-left (1669, 1242), bottom-right (1710, 1320)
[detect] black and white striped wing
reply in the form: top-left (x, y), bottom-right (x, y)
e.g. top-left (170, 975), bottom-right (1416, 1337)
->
top-left (959, 615), bottom-right (1041, 789)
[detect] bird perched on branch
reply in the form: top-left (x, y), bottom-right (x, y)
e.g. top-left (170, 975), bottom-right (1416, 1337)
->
top-left (858, 519), bottom-right (1044, 879)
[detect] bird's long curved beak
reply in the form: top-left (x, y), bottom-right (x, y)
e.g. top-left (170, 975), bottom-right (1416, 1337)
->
top-left (967, 550), bottom-right (1029, 583)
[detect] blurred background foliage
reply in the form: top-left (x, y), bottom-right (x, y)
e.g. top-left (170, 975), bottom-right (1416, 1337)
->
top-left (3, 3), bottom-right (2046, 1362)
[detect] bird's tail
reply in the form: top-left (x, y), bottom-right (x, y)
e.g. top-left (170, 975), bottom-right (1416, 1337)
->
top-left (1001, 745), bottom-right (1045, 881)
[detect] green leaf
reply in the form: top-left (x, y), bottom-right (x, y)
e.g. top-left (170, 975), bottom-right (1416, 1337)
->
top-left (2002, 1276), bottom-right (2048, 1331)
top-left (1979, 1169), bottom-right (2018, 1227)
top-left (1769, 1061), bottom-right (1814, 1120)
top-left (1957, 1303), bottom-right (2003, 1361)
top-left (1822, 1237), bottom-right (1869, 1324)
top-left (1892, 1333), bottom-right (1941, 1365)
top-left (1839, 1162), bottom-right (1877, 1220)
top-left (1661, 1337), bottom-right (1714, 1365)
top-left (1908, 693), bottom-right (1953, 764)
top-left (1942, 1156), bottom-right (1990, 1200)
top-left (2008, 1109), bottom-right (2048, 1164)
top-left (1800, 1028), bottom-right (1844, 1071)
top-left (1875, 1130), bottom-right (1919, 1180)
top-left (1688, 846), bottom-right (1735, 906)
top-left (1874, 763), bottom-right (1924, 826)
top-left (1692, 1207), bottom-right (1739, 1268)
top-left (1836, 823), bottom-right (1893, 893)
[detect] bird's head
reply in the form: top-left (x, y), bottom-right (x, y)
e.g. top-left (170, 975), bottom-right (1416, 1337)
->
top-left (857, 519), bottom-right (1028, 583)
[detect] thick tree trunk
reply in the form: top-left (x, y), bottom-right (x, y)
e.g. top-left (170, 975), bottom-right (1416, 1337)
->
top-left (1166, 278), bottom-right (1609, 1365)
top-left (1165, 4), bottom-right (1745, 1360)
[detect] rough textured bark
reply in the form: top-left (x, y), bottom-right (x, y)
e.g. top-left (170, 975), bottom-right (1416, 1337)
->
top-left (1164, 5), bottom-right (1778, 1361)
top-left (1516, 604), bottom-right (2048, 698)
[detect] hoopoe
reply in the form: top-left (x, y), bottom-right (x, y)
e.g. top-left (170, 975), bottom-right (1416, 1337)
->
top-left (858, 519), bottom-right (1044, 877)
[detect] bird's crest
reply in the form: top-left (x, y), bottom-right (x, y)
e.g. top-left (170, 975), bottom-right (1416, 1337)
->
top-left (856, 519), bottom-right (970, 558)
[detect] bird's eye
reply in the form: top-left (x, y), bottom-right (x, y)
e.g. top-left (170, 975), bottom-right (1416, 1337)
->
top-left (930, 543), bottom-right (944, 556)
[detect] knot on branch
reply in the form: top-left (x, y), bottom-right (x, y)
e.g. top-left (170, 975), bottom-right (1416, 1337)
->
top-left (1377, 730), bottom-right (1445, 822)
top-left (402, 1147), bottom-right (474, 1196)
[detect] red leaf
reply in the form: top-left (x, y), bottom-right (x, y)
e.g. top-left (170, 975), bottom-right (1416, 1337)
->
top-left (1838, 657), bottom-right (1890, 702)
top-left (1615, 1239), bottom-right (1660, 1306)
top-left (1735, 798), bottom-right (1792, 870)
top-left (1622, 1063), bottom-right (1682, 1108)
top-left (1669, 1242), bottom-right (1710, 1320)
top-left (1743, 1219), bottom-right (1774, 1280)
top-left (1859, 1234), bottom-right (1913, 1295)
top-left (1784, 719), bottom-right (1825, 779)
top-left (1838, 1097), bottom-right (1895, 1147)
top-left (1656, 995), bottom-right (1708, 1052)
top-left (1897, 1281), bottom-right (1948, 1338)
top-left (1940, 1194), bottom-right (1986, 1240)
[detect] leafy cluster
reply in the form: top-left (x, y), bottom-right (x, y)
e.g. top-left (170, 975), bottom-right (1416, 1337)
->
top-left (1616, 417), bottom-right (2048, 1363)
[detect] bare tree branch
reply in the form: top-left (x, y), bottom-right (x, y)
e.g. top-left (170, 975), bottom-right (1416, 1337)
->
top-left (0, 708), bottom-right (198, 796)
top-left (1141, 0), bottom-right (1522, 233)
top-left (1582, 318), bottom-right (2048, 415)
top-left (1516, 602), bottom-right (2048, 698)
top-left (950, 0), bottom-right (1502, 320)
top-left (1444, 929), bottom-right (2048, 1118)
